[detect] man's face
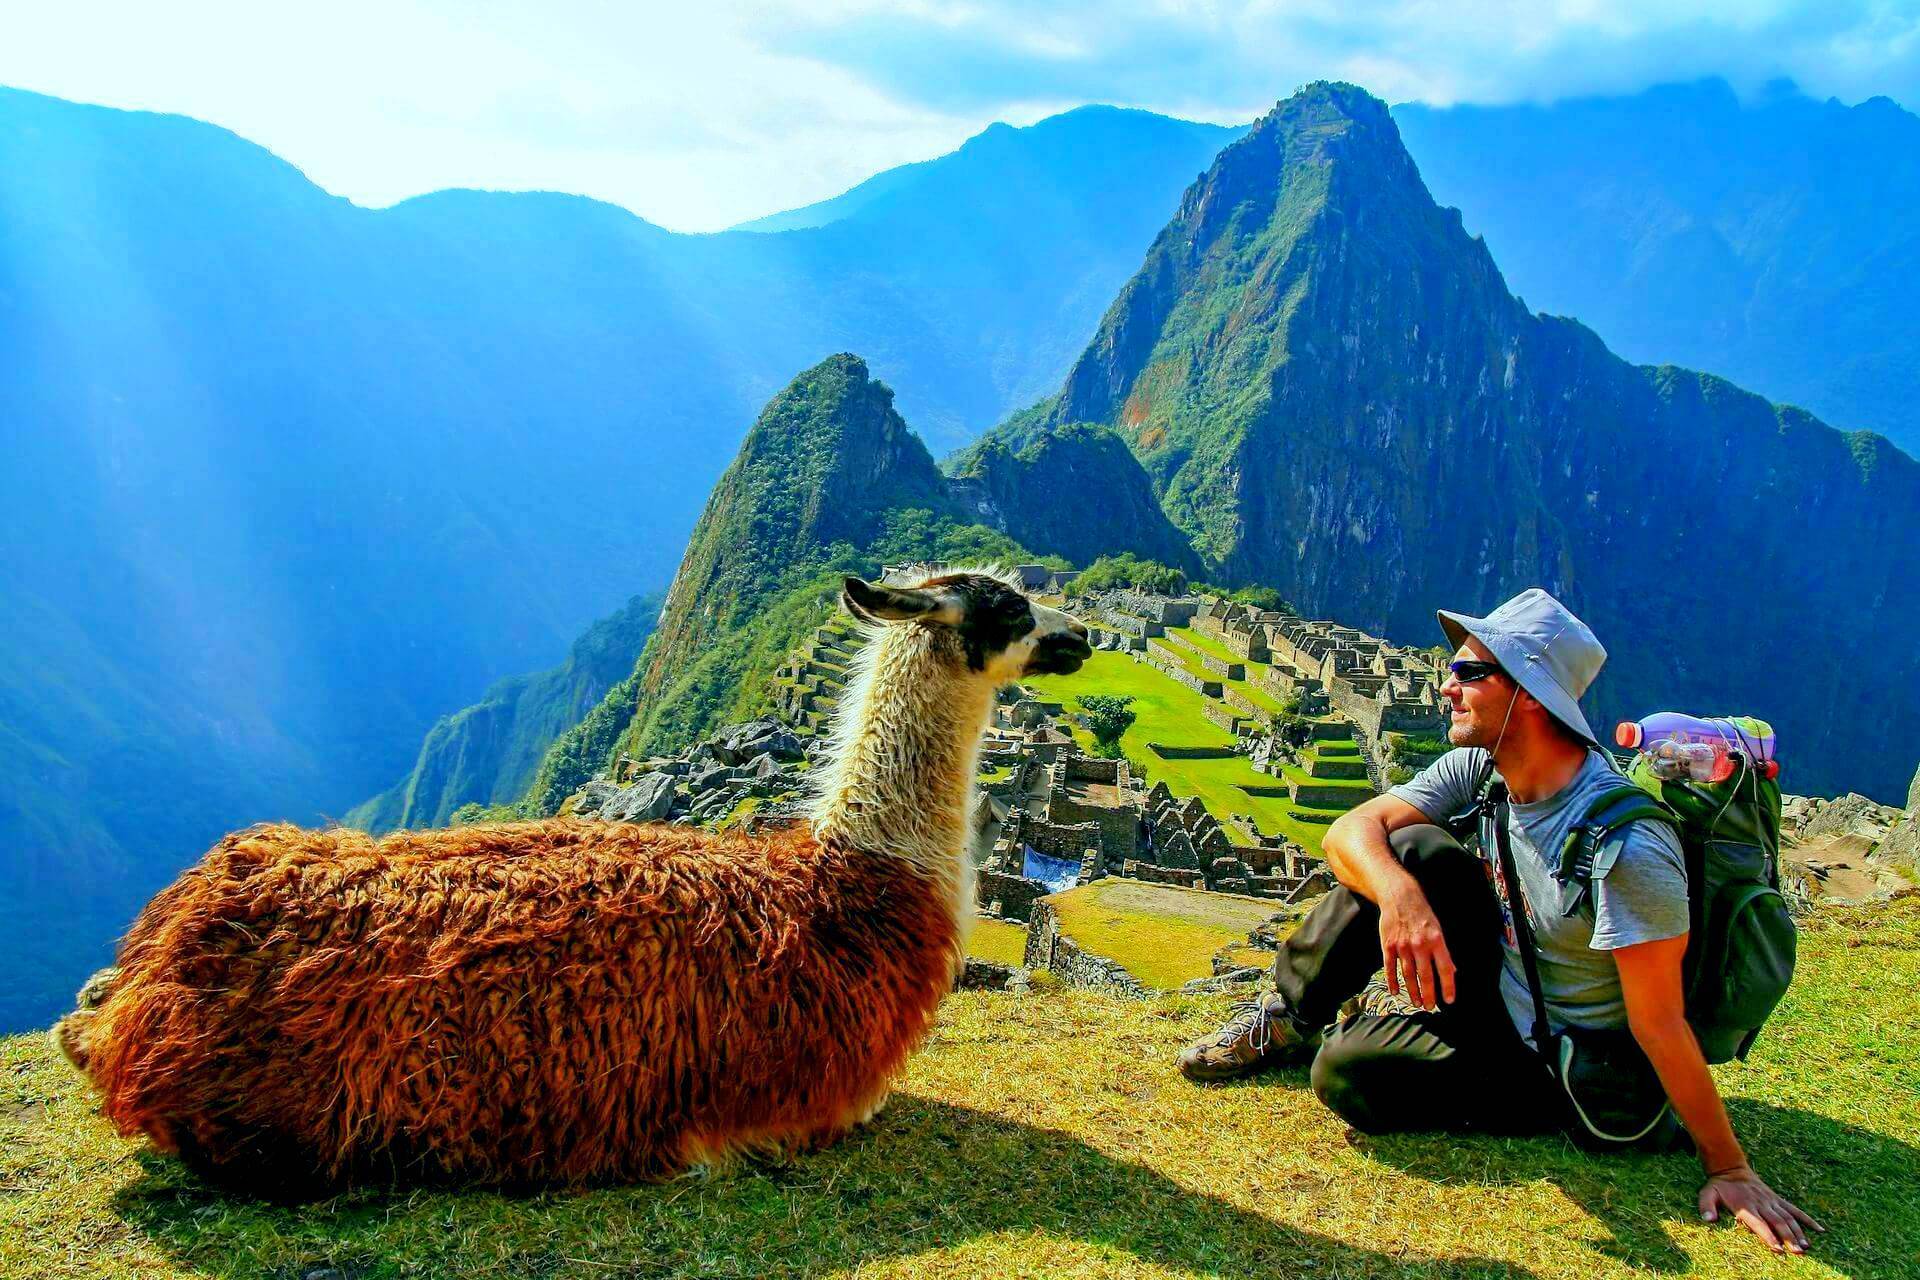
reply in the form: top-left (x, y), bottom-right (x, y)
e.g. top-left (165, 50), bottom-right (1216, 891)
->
top-left (1439, 637), bottom-right (1517, 749)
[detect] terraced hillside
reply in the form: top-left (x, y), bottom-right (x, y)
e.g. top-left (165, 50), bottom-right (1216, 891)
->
top-left (1025, 642), bottom-right (1371, 856)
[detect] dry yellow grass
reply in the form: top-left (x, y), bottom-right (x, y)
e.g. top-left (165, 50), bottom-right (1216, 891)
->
top-left (1047, 879), bottom-right (1280, 989)
top-left (3, 901), bottom-right (1915, 1279)
top-left (965, 918), bottom-right (1029, 967)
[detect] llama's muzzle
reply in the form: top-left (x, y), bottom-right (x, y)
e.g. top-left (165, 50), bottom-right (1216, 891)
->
top-left (1028, 626), bottom-right (1091, 675)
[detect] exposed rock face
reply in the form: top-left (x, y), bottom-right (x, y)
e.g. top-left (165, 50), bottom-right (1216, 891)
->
top-left (1782, 773), bottom-right (1920, 903)
top-left (567, 719), bottom-right (811, 828)
top-left (1012, 81), bottom-right (1920, 803)
top-left (599, 772), bottom-right (677, 823)
top-left (946, 422), bottom-right (1200, 573)
top-left (349, 592), bottom-right (663, 832)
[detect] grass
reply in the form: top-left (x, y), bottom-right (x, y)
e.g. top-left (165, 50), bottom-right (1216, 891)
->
top-left (1025, 650), bottom-right (1364, 853)
top-left (4, 901), bottom-right (1915, 1278)
top-left (1164, 626), bottom-right (1287, 718)
top-left (1047, 879), bottom-right (1278, 990)
top-left (965, 919), bottom-right (1029, 968)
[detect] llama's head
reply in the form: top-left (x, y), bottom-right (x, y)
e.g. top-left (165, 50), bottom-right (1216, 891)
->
top-left (840, 567), bottom-right (1090, 685)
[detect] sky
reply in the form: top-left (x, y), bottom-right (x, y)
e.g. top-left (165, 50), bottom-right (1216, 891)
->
top-left (4, 1), bottom-right (1918, 232)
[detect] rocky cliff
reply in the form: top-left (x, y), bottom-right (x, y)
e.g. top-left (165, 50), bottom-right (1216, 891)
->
top-left (946, 422), bottom-right (1201, 575)
top-left (1021, 83), bottom-right (1920, 802)
top-left (347, 592), bottom-right (661, 832)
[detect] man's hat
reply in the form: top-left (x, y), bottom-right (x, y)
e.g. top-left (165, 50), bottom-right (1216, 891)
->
top-left (1437, 588), bottom-right (1606, 746)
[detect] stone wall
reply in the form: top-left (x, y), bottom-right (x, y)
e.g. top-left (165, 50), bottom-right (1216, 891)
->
top-left (1202, 701), bottom-right (1248, 733)
top-left (1023, 900), bottom-right (1149, 995)
top-left (1011, 814), bottom-right (1105, 862)
top-left (1140, 646), bottom-right (1222, 698)
top-left (1048, 794), bottom-right (1138, 862)
top-left (977, 869), bottom-right (1048, 922)
top-left (1120, 859), bottom-right (1206, 889)
top-left (1224, 687), bottom-right (1275, 725)
top-left (1147, 742), bottom-right (1238, 760)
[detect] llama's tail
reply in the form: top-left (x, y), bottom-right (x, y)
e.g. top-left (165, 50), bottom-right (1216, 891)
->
top-left (51, 966), bottom-right (120, 1074)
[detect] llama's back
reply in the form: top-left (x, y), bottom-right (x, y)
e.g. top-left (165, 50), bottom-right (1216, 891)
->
top-left (66, 819), bottom-right (961, 1188)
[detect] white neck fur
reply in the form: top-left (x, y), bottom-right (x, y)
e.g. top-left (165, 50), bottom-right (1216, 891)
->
top-left (809, 620), bottom-right (993, 938)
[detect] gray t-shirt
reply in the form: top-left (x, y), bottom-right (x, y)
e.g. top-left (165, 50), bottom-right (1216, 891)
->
top-left (1390, 747), bottom-right (1689, 1043)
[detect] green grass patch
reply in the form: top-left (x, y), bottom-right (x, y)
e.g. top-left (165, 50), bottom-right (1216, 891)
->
top-left (1048, 879), bottom-right (1276, 990)
top-left (7, 902), bottom-right (1914, 1278)
top-left (1164, 624), bottom-right (1245, 665)
top-left (1026, 651), bottom-right (1373, 853)
top-left (966, 918), bottom-right (1029, 968)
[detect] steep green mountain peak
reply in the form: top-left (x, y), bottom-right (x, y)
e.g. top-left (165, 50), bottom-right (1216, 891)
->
top-left (1019, 80), bottom-right (1918, 802)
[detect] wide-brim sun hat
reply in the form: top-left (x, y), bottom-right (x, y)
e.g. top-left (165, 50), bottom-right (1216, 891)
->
top-left (1437, 588), bottom-right (1606, 747)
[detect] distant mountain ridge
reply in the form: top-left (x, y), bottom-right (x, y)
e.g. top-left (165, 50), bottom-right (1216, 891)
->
top-left (1394, 78), bottom-right (1920, 455)
top-left (0, 85), bottom-right (1235, 1032)
top-left (347, 592), bottom-right (663, 833)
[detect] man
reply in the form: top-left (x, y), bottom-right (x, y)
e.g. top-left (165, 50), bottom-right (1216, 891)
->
top-left (1176, 589), bottom-right (1822, 1255)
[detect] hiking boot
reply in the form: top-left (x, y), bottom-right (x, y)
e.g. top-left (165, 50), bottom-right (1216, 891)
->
top-left (1176, 992), bottom-right (1320, 1082)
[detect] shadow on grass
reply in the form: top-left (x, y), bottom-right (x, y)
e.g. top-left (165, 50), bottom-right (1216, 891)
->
top-left (1352, 1099), bottom-right (1919, 1280)
top-left (110, 1094), bottom-right (1546, 1279)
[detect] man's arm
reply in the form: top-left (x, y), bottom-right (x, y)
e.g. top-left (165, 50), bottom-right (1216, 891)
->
top-left (1614, 937), bottom-right (1824, 1254)
top-left (1323, 793), bottom-right (1457, 1011)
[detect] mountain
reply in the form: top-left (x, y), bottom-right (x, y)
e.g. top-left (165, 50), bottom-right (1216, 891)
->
top-left (0, 87), bottom-right (1232, 1031)
top-left (1007, 82), bottom-right (1919, 803)
top-left (735, 105), bottom-right (1247, 243)
top-left (1393, 79), bottom-right (1920, 455)
top-left (945, 422), bottom-right (1201, 574)
top-left (346, 592), bottom-right (663, 833)
top-left (524, 354), bottom-right (1051, 809)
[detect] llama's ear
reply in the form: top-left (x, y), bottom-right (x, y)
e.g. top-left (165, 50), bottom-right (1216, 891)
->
top-left (843, 576), bottom-right (945, 623)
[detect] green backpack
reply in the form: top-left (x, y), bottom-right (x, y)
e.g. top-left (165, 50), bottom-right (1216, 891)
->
top-left (1557, 752), bottom-right (1798, 1063)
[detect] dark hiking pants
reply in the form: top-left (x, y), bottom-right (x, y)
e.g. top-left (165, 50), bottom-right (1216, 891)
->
top-left (1271, 824), bottom-right (1567, 1135)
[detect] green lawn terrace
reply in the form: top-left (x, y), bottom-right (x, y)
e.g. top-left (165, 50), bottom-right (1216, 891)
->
top-left (1032, 878), bottom-right (1286, 990)
top-left (1023, 647), bottom-right (1369, 857)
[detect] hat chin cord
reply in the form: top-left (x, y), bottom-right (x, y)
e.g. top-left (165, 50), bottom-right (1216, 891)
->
top-left (1487, 684), bottom-right (1520, 773)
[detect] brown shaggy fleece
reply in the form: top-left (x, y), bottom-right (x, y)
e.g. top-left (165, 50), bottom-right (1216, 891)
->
top-left (57, 819), bottom-right (959, 1194)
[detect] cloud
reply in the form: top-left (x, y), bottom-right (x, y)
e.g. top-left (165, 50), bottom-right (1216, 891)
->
top-left (2, 1), bottom-right (1916, 230)
top-left (766, 1), bottom-right (1920, 119)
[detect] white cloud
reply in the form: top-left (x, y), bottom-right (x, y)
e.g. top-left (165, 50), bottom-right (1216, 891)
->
top-left (2, 1), bottom-right (1915, 230)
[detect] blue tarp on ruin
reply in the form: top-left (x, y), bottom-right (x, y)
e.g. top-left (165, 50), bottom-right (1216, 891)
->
top-left (1022, 846), bottom-right (1080, 893)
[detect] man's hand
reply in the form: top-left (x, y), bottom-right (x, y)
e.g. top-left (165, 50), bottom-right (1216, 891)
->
top-left (1378, 881), bottom-right (1455, 1010)
top-left (1700, 1165), bottom-right (1824, 1255)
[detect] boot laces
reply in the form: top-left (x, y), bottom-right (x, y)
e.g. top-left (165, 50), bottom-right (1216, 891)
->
top-left (1215, 995), bottom-right (1278, 1053)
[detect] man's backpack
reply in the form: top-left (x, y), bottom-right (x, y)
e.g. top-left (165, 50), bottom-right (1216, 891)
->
top-left (1475, 751), bottom-right (1798, 1065)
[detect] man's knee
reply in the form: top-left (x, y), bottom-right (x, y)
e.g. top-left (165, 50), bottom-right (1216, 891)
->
top-left (1388, 823), bottom-right (1473, 872)
top-left (1388, 825), bottom-right (1491, 907)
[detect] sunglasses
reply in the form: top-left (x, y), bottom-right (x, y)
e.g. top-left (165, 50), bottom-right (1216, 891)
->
top-left (1448, 659), bottom-right (1505, 684)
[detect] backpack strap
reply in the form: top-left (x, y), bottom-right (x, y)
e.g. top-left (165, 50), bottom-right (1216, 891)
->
top-left (1488, 781), bottom-right (1555, 1053)
top-left (1552, 780), bottom-right (1679, 918)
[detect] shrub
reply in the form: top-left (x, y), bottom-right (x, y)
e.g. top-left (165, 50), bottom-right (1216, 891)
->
top-left (1070, 554), bottom-right (1186, 597)
top-left (1080, 694), bottom-right (1138, 754)
top-left (1192, 581), bottom-right (1292, 613)
top-left (1272, 710), bottom-right (1314, 748)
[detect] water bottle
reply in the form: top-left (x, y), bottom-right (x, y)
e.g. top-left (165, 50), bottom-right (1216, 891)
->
top-left (1615, 712), bottom-right (1779, 782)
top-left (1643, 739), bottom-right (1725, 783)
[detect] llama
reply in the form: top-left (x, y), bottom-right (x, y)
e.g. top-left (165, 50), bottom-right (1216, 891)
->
top-left (55, 566), bottom-right (1090, 1194)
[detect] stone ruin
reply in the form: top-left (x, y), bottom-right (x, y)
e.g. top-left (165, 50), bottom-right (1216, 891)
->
top-left (567, 717), bottom-right (814, 831)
